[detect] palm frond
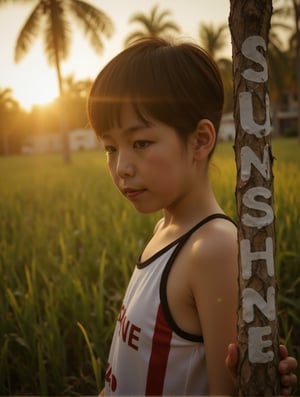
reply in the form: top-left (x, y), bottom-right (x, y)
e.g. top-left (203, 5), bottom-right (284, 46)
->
top-left (154, 9), bottom-right (175, 27)
top-left (149, 4), bottom-right (159, 20)
top-left (156, 22), bottom-right (180, 35)
top-left (69, 0), bottom-right (114, 54)
top-left (128, 13), bottom-right (151, 28)
top-left (0, 87), bottom-right (13, 97)
top-left (0, 87), bottom-right (18, 111)
top-left (126, 4), bottom-right (180, 45)
top-left (14, 3), bottom-right (43, 63)
top-left (199, 22), bottom-right (229, 59)
top-left (43, 4), bottom-right (71, 66)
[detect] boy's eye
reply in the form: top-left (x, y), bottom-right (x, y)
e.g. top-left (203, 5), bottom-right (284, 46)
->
top-left (133, 140), bottom-right (152, 149)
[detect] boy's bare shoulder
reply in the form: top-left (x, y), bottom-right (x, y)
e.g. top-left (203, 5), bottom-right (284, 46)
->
top-left (193, 216), bottom-right (237, 242)
top-left (188, 217), bottom-right (238, 269)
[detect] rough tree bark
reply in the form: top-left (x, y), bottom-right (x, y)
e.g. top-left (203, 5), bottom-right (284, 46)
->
top-left (229, 1), bottom-right (280, 395)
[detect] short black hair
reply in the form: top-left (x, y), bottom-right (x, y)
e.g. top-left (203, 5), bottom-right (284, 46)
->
top-left (88, 37), bottom-right (224, 153)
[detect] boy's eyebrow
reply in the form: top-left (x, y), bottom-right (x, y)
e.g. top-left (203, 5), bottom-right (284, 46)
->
top-left (101, 121), bottom-right (153, 138)
top-left (124, 121), bottom-right (153, 133)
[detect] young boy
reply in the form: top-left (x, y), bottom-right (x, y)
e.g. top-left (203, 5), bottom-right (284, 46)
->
top-left (88, 37), bottom-right (297, 395)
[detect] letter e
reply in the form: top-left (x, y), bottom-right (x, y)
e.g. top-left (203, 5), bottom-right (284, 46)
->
top-left (128, 324), bottom-right (141, 351)
top-left (248, 326), bottom-right (274, 363)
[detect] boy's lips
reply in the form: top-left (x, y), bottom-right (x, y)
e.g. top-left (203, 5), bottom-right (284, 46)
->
top-left (123, 187), bottom-right (147, 198)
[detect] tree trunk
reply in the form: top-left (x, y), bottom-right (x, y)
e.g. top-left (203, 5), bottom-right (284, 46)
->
top-left (56, 48), bottom-right (71, 165)
top-left (229, 1), bottom-right (280, 395)
top-left (50, 0), bottom-right (71, 164)
top-left (1, 129), bottom-right (9, 156)
top-left (58, 92), bottom-right (71, 165)
top-left (293, 0), bottom-right (300, 142)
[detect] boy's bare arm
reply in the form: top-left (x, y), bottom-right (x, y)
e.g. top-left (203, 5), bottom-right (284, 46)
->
top-left (98, 387), bottom-right (105, 396)
top-left (189, 221), bottom-right (238, 396)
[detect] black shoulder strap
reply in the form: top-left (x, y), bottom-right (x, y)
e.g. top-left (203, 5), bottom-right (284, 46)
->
top-left (178, 213), bottom-right (236, 245)
top-left (159, 213), bottom-right (236, 343)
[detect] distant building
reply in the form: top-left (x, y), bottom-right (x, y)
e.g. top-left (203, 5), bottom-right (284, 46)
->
top-left (272, 111), bottom-right (298, 137)
top-left (69, 128), bottom-right (99, 151)
top-left (22, 128), bottom-right (99, 154)
top-left (26, 133), bottom-right (61, 154)
top-left (219, 113), bottom-right (235, 141)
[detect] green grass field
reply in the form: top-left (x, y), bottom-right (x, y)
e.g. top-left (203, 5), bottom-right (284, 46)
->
top-left (0, 138), bottom-right (299, 395)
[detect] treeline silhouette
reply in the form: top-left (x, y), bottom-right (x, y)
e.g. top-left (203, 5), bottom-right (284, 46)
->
top-left (0, 77), bottom-right (92, 155)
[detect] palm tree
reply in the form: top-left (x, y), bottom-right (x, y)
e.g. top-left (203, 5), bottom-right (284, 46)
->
top-left (0, 0), bottom-right (114, 162)
top-left (267, 0), bottom-right (299, 138)
top-left (266, 3), bottom-right (293, 135)
top-left (62, 74), bottom-right (93, 99)
top-left (124, 4), bottom-right (180, 47)
top-left (292, 0), bottom-right (300, 141)
top-left (0, 87), bottom-right (19, 155)
top-left (198, 22), bottom-right (233, 113)
top-left (198, 22), bottom-right (229, 60)
top-left (269, 11), bottom-right (293, 97)
top-left (60, 74), bottom-right (93, 129)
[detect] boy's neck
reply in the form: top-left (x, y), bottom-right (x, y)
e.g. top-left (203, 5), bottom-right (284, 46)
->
top-left (162, 181), bottom-right (222, 231)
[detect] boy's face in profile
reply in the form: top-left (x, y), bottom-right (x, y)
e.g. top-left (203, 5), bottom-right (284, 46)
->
top-left (99, 103), bottom-right (198, 214)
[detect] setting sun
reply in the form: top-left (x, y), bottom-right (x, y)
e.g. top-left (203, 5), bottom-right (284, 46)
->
top-left (16, 82), bottom-right (58, 111)
top-left (1, 35), bottom-right (61, 111)
top-left (13, 62), bottom-right (59, 111)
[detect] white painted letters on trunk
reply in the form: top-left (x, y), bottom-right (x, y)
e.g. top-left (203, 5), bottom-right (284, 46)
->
top-left (238, 35), bottom-right (276, 364)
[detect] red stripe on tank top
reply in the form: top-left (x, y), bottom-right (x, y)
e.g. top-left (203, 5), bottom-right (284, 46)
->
top-left (145, 303), bottom-right (172, 395)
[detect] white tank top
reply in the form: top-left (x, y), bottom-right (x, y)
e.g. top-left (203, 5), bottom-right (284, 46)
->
top-left (104, 214), bottom-right (234, 395)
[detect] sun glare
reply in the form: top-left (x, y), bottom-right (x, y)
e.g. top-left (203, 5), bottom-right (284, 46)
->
top-left (16, 77), bottom-right (59, 111)
top-left (9, 47), bottom-right (61, 111)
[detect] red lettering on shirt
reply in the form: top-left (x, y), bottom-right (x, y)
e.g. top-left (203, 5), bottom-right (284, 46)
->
top-left (105, 363), bottom-right (117, 392)
top-left (117, 304), bottom-right (126, 328)
top-left (128, 323), bottom-right (141, 350)
top-left (116, 303), bottom-right (141, 351)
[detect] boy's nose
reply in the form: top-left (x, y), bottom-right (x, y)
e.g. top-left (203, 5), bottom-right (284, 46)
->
top-left (116, 152), bottom-right (135, 178)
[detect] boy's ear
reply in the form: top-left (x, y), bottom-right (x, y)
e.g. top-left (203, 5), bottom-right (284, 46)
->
top-left (190, 119), bottom-right (216, 160)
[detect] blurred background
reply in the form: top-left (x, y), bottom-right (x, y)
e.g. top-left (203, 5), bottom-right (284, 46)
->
top-left (0, 0), bottom-right (299, 395)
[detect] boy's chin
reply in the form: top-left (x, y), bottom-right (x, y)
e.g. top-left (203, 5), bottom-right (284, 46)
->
top-left (131, 202), bottom-right (161, 215)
